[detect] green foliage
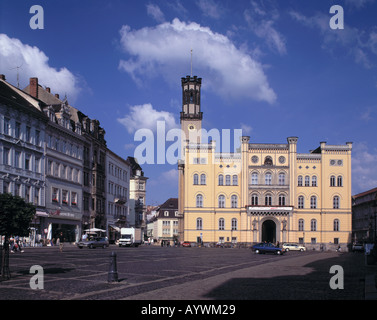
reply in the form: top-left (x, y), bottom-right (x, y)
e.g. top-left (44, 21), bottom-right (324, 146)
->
top-left (0, 193), bottom-right (36, 237)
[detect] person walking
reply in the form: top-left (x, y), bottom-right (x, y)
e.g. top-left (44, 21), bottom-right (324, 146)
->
top-left (58, 232), bottom-right (64, 252)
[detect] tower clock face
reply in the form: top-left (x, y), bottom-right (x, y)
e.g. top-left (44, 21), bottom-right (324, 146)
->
top-left (188, 124), bottom-right (196, 131)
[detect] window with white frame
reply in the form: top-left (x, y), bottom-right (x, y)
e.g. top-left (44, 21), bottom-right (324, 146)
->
top-left (298, 175), bottom-right (303, 186)
top-left (196, 194), bottom-right (203, 208)
top-left (333, 219), bottom-right (340, 231)
top-left (333, 196), bottom-right (340, 209)
top-left (265, 173), bottom-right (272, 185)
top-left (218, 218), bottom-right (225, 230)
top-left (196, 218), bottom-right (203, 230)
top-left (310, 196), bottom-right (317, 209)
top-left (231, 195), bottom-right (238, 208)
top-left (298, 219), bottom-right (304, 231)
top-left (71, 192), bottom-right (77, 206)
top-left (279, 173), bottom-right (285, 185)
top-left (251, 194), bottom-right (258, 206)
top-left (200, 173), bottom-right (206, 185)
top-left (251, 172), bottom-right (258, 185)
top-left (62, 190), bottom-right (69, 204)
top-left (298, 196), bottom-right (304, 209)
top-left (311, 219), bottom-right (317, 231)
top-left (218, 195), bottom-right (225, 208)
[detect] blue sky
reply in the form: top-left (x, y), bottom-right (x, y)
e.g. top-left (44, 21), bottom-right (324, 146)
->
top-left (1, 0), bottom-right (377, 205)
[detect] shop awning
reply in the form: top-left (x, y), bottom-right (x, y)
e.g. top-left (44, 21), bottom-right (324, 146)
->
top-left (36, 211), bottom-right (49, 217)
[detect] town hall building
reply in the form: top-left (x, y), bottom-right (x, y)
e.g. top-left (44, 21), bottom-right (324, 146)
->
top-left (178, 75), bottom-right (353, 250)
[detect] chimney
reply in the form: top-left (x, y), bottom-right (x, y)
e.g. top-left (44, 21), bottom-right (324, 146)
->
top-left (46, 87), bottom-right (50, 93)
top-left (0, 74), bottom-right (5, 80)
top-left (30, 77), bottom-right (39, 98)
top-left (55, 93), bottom-right (60, 99)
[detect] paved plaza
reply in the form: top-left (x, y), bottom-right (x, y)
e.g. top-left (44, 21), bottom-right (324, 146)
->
top-left (0, 244), bottom-right (374, 301)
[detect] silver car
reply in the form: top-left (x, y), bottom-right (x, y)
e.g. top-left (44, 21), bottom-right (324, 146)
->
top-left (77, 237), bottom-right (109, 249)
top-left (282, 243), bottom-right (306, 252)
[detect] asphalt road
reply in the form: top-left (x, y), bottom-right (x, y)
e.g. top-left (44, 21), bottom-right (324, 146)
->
top-left (0, 244), bottom-right (369, 301)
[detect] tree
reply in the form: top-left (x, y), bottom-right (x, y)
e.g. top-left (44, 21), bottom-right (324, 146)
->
top-left (0, 193), bottom-right (36, 280)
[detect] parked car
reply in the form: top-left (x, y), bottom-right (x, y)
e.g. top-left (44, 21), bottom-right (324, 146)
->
top-left (352, 242), bottom-right (364, 252)
top-left (252, 243), bottom-right (285, 255)
top-left (282, 243), bottom-right (306, 252)
top-left (77, 237), bottom-right (109, 249)
top-left (182, 241), bottom-right (191, 247)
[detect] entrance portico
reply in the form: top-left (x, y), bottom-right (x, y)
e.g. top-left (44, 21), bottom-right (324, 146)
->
top-left (247, 206), bottom-right (293, 244)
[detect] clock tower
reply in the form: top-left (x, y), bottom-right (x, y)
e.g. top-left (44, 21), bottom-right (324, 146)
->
top-left (180, 75), bottom-right (202, 149)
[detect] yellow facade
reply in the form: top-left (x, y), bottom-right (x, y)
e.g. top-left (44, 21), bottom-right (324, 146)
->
top-left (178, 76), bottom-right (352, 251)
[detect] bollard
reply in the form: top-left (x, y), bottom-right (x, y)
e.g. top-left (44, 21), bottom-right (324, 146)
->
top-left (108, 251), bottom-right (118, 283)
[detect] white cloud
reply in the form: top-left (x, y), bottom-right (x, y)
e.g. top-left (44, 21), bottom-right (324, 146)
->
top-left (118, 18), bottom-right (276, 104)
top-left (352, 142), bottom-right (377, 194)
top-left (289, 10), bottom-right (377, 69)
top-left (0, 33), bottom-right (81, 102)
top-left (196, 0), bottom-right (222, 19)
top-left (117, 103), bottom-right (178, 134)
top-left (240, 123), bottom-right (252, 135)
top-left (146, 3), bottom-right (165, 23)
top-left (345, 0), bottom-right (375, 9)
top-left (244, 1), bottom-right (287, 55)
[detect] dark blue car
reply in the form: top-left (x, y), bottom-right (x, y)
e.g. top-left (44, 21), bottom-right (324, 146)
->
top-left (252, 243), bottom-right (285, 255)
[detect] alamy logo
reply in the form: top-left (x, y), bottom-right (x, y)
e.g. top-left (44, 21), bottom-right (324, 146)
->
top-left (29, 5), bottom-right (44, 30)
top-left (29, 265), bottom-right (44, 290)
top-left (329, 265), bottom-right (344, 290)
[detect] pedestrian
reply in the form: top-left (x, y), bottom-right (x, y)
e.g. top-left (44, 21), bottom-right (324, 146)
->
top-left (15, 237), bottom-right (24, 252)
top-left (59, 232), bottom-right (64, 252)
top-left (9, 236), bottom-right (15, 253)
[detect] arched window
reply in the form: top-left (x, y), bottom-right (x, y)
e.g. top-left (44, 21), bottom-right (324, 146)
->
top-left (333, 219), bottom-right (340, 231)
top-left (232, 175), bottom-right (238, 185)
top-left (298, 196), bottom-right (304, 209)
top-left (298, 175), bottom-right (303, 186)
top-left (218, 195), bottom-right (225, 208)
top-left (200, 173), bottom-right (206, 185)
top-left (231, 195), bottom-right (238, 208)
top-left (333, 196), bottom-right (340, 209)
top-left (251, 194), bottom-right (258, 206)
top-left (193, 174), bottom-right (198, 185)
top-left (298, 219), bottom-right (304, 231)
top-left (265, 172), bottom-right (272, 185)
top-left (311, 219), bottom-right (317, 231)
top-left (310, 196), bottom-right (317, 209)
top-left (251, 172), bottom-right (258, 185)
top-left (196, 194), bottom-right (203, 208)
top-left (231, 218), bottom-right (238, 231)
top-left (312, 176), bottom-right (317, 187)
top-left (225, 175), bottom-right (231, 185)
top-left (218, 174), bottom-right (224, 186)
top-left (305, 176), bottom-right (310, 187)
top-left (265, 194), bottom-right (272, 206)
top-left (218, 218), bottom-right (225, 230)
top-left (279, 194), bottom-right (286, 206)
top-left (330, 175), bottom-right (336, 187)
top-left (278, 173), bottom-right (285, 185)
top-left (337, 176), bottom-right (343, 187)
top-left (196, 218), bottom-right (203, 230)
top-left (264, 156), bottom-right (273, 166)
